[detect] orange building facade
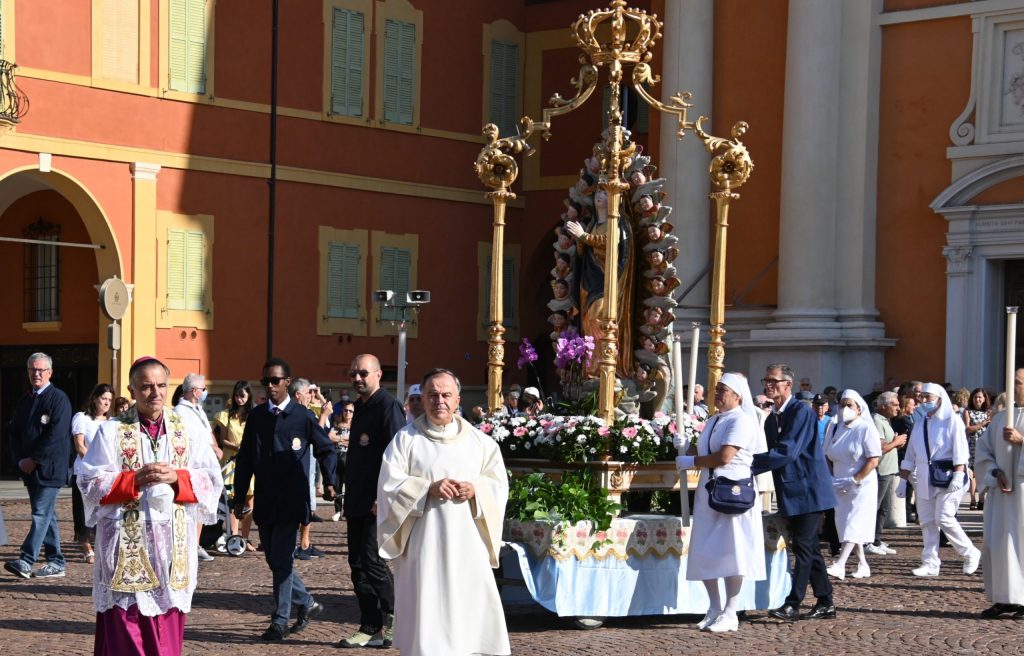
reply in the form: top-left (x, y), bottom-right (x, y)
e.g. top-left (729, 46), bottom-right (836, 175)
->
top-left (0, 0), bottom-right (1020, 470)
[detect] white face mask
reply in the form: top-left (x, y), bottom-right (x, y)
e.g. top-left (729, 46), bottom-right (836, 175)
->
top-left (841, 406), bottom-right (859, 424)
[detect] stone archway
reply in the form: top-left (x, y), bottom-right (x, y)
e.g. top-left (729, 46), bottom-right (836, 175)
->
top-left (931, 158), bottom-right (1024, 389)
top-left (0, 166), bottom-right (127, 388)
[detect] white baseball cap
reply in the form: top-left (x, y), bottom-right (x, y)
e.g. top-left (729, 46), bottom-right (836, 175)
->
top-left (522, 386), bottom-right (541, 401)
top-left (407, 384), bottom-right (422, 398)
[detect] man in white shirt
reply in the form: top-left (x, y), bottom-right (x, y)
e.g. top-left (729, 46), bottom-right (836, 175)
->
top-left (175, 373), bottom-right (220, 562)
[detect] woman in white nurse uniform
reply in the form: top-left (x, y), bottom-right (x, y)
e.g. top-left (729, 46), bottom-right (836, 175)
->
top-left (824, 389), bottom-right (881, 579)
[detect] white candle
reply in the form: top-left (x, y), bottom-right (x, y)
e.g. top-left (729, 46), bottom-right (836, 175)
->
top-left (687, 322), bottom-right (699, 414)
top-left (671, 333), bottom-right (690, 526)
top-left (1007, 307), bottom-right (1017, 433)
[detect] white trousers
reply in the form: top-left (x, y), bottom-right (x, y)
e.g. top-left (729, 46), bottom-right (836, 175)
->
top-left (917, 484), bottom-right (975, 569)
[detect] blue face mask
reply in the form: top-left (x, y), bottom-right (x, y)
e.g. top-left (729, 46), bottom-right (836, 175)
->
top-left (200, 389), bottom-right (209, 403)
top-left (920, 401), bottom-right (937, 413)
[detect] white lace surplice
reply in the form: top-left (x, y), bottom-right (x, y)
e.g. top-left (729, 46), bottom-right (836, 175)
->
top-left (77, 412), bottom-right (223, 616)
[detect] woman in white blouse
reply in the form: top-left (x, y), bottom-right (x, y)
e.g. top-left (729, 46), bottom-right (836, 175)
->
top-left (674, 372), bottom-right (766, 633)
top-left (824, 389), bottom-right (881, 579)
top-left (897, 382), bottom-right (981, 577)
top-left (70, 383), bottom-right (113, 563)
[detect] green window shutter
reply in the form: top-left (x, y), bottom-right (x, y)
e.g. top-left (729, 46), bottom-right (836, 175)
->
top-left (383, 19), bottom-right (415, 125)
top-left (167, 229), bottom-right (186, 310)
top-left (169, 0), bottom-right (187, 91)
top-left (490, 40), bottom-right (518, 136)
top-left (169, 0), bottom-right (206, 93)
top-left (331, 8), bottom-right (364, 116)
top-left (380, 246), bottom-right (411, 321)
top-left (327, 242), bottom-right (361, 318)
top-left (484, 254), bottom-right (517, 328)
top-left (102, 0), bottom-right (139, 83)
top-left (184, 230), bottom-right (206, 310)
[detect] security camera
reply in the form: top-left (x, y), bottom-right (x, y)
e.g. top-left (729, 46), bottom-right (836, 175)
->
top-left (373, 290), bottom-right (394, 303)
top-left (406, 290), bottom-right (431, 304)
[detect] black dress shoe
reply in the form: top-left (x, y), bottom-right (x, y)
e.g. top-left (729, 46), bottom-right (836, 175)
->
top-left (803, 604), bottom-right (837, 620)
top-left (768, 605), bottom-right (799, 621)
top-left (291, 600), bottom-right (324, 634)
top-left (261, 623), bottom-right (289, 641)
top-left (980, 603), bottom-right (1024, 619)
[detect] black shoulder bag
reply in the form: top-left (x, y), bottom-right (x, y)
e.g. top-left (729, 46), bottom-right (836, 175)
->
top-left (704, 416), bottom-right (757, 514)
top-left (923, 419), bottom-right (956, 489)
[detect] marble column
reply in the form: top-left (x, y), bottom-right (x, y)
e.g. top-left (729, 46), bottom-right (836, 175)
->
top-left (659, 0), bottom-right (713, 324)
top-left (774, 0), bottom-right (842, 328)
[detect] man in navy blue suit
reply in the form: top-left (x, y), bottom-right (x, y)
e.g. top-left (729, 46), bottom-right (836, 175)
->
top-left (233, 357), bottom-right (337, 642)
top-left (4, 352), bottom-right (72, 579)
top-left (753, 363), bottom-right (837, 621)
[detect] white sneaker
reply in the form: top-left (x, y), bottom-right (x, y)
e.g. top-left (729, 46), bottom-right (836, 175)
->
top-left (707, 613), bottom-right (739, 633)
top-left (331, 511), bottom-right (343, 522)
top-left (852, 564), bottom-right (871, 579)
top-left (963, 549), bottom-right (981, 575)
top-left (826, 563), bottom-right (845, 580)
top-left (696, 610), bottom-right (720, 631)
top-left (864, 543), bottom-right (887, 556)
top-left (197, 547), bottom-right (215, 562)
top-left (881, 542), bottom-right (898, 555)
top-left (912, 565), bottom-right (939, 577)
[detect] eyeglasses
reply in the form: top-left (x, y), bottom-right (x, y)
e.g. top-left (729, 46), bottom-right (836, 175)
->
top-left (260, 376), bottom-right (287, 386)
top-left (761, 378), bottom-right (790, 386)
top-left (758, 401), bottom-right (774, 409)
top-left (28, 368), bottom-right (51, 375)
top-left (349, 369), bottom-right (374, 378)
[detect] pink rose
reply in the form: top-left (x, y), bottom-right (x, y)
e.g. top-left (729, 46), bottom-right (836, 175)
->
top-left (622, 426), bottom-right (638, 438)
top-left (597, 426), bottom-right (611, 436)
top-left (514, 427), bottom-right (528, 437)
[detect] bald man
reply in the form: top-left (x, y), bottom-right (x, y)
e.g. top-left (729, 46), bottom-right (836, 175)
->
top-left (337, 354), bottom-right (405, 648)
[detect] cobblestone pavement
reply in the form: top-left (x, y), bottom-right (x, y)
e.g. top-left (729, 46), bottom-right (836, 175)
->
top-left (0, 496), bottom-right (1017, 656)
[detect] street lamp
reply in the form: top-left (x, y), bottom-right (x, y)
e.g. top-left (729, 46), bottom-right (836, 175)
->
top-left (373, 289), bottom-right (431, 401)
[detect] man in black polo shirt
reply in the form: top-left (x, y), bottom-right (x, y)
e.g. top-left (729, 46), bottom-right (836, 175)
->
top-left (337, 354), bottom-right (405, 649)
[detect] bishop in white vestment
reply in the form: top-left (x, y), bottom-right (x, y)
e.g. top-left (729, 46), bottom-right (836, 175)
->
top-left (975, 368), bottom-right (1024, 618)
top-left (377, 369), bottom-right (510, 656)
top-left (78, 357), bottom-right (222, 655)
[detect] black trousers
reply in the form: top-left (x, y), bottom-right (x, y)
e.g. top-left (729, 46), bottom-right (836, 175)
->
top-left (70, 475), bottom-right (94, 544)
top-left (347, 515), bottom-right (394, 632)
top-left (785, 511), bottom-right (833, 608)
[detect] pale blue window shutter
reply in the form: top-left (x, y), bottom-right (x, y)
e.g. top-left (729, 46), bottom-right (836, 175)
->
top-left (169, 0), bottom-right (207, 93)
top-left (380, 246), bottom-right (411, 321)
top-left (331, 8), bottom-right (364, 116)
top-left (383, 19), bottom-right (415, 125)
top-left (327, 242), bottom-right (361, 318)
top-left (484, 255), bottom-right (517, 328)
top-left (490, 40), bottom-right (518, 136)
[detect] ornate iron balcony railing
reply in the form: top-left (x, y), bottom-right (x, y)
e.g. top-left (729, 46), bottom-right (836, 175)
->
top-left (0, 60), bottom-right (29, 124)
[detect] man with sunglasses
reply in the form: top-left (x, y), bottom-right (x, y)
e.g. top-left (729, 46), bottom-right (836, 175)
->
top-left (753, 363), bottom-right (837, 622)
top-left (233, 357), bottom-right (337, 642)
top-left (338, 354), bottom-right (405, 649)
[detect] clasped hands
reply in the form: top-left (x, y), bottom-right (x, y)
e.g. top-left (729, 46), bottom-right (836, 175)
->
top-left (429, 478), bottom-right (475, 501)
top-left (1003, 427), bottom-right (1024, 446)
top-left (136, 462), bottom-right (178, 489)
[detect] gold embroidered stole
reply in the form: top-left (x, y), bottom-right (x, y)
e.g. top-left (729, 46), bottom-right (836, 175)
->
top-left (110, 411), bottom-right (191, 593)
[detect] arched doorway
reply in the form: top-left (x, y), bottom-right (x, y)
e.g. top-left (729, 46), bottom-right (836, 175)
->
top-left (0, 167), bottom-right (124, 476)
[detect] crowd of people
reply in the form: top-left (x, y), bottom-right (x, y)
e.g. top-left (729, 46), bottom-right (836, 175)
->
top-left (3, 351), bottom-right (507, 655)
top-left (3, 350), bottom-right (1024, 652)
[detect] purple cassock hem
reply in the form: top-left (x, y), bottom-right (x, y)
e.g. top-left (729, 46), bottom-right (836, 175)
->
top-left (94, 605), bottom-right (186, 656)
